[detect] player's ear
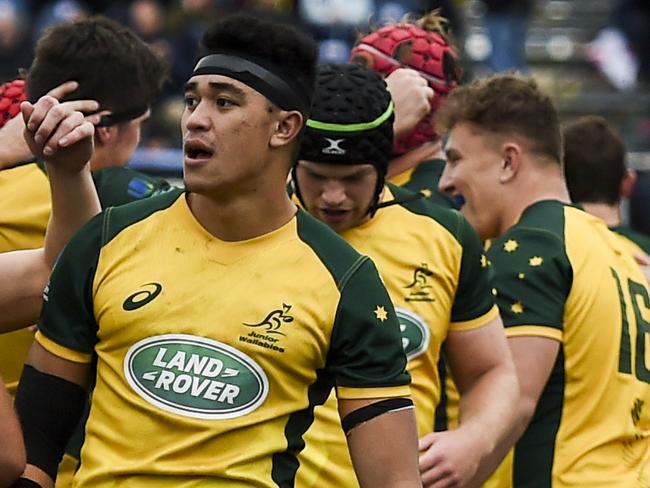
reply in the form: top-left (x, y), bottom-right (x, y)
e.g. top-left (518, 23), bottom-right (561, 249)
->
top-left (499, 144), bottom-right (521, 184)
top-left (270, 110), bottom-right (303, 148)
top-left (94, 125), bottom-right (116, 147)
top-left (621, 169), bottom-right (637, 199)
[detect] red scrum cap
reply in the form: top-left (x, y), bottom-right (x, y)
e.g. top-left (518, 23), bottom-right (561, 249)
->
top-left (350, 17), bottom-right (460, 154)
top-left (0, 78), bottom-right (26, 129)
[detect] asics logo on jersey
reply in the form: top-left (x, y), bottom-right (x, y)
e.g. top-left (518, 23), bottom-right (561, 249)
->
top-left (244, 303), bottom-right (294, 335)
top-left (404, 263), bottom-right (435, 302)
top-left (123, 283), bottom-right (163, 311)
top-left (322, 138), bottom-right (346, 155)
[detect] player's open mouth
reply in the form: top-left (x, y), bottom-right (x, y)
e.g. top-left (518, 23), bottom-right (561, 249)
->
top-left (184, 140), bottom-right (214, 161)
top-left (320, 208), bottom-right (351, 223)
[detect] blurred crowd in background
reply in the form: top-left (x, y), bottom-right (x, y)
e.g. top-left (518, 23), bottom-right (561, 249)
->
top-left (0, 0), bottom-right (648, 150)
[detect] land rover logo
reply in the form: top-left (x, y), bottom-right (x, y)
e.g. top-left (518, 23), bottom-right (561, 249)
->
top-left (124, 334), bottom-right (269, 420)
top-left (396, 308), bottom-right (430, 360)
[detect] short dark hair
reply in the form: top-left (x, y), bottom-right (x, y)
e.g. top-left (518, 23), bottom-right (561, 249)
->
top-left (563, 116), bottom-right (626, 205)
top-left (199, 12), bottom-right (318, 110)
top-left (26, 16), bottom-right (167, 119)
top-left (435, 74), bottom-right (562, 164)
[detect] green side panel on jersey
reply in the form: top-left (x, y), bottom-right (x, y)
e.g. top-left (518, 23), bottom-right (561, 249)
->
top-left (513, 347), bottom-right (565, 486)
top-left (400, 159), bottom-right (455, 209)
top-left (434, 358), bottom-right (449, 432)
top-left (390, 183), bottom-right (494, 323)
top-left (488, 201), bottom-right (573, 330)
top-left (612, 225), bottom-right (650, 255)
top-left (272, 367), bottom-right (333, 487)
top-left (92, 166), bottom-right (172, 208)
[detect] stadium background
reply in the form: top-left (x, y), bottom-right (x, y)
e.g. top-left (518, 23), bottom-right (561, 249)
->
top-left (1, 0), bottom-right (648, 231)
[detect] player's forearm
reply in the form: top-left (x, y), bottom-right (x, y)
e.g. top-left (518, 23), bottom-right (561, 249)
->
top-left (0, 378), bottom-right (26, 487)
top-left (456, 361), bottom-right (520, 482)
top-left (468, 402), bottom-right (531, 487)
top-left (0, 250), bottom-right (49, 332)
top-left (0, 115), bottom-right (34, 168)
top-left (346, 406), bottom-right (421, 487)
top-left (44, 164), bottom-right (100, 267)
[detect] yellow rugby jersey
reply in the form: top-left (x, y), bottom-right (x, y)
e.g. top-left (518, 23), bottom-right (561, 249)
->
top-left (36, 189), bottom-right (410, 487)
top-left (0, 162), bottom-right (49, 398)
top-left (612, 224), bottom-right (650, 256)
top-left (297, 184), bottom-right (498, 488)
top-left (0, 161), bottom-right (50, 251)
top-left (488, 200), bottom-right (650, 487)
top-left (389, 159), bottom-right (456, 209)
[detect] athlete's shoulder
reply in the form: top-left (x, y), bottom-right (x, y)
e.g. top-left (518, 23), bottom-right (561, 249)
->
top-left (295, 208), bottom-right (368, 290)
top-left (512, 199), bottom-right (570, 240)
top-left (93, 166), bottom-right (173, 207)
top-left (387, 182), bottom-right (465, 241)
top-left (612, 225), bottom-right (650, 255)
top-left (100, 188), bottom-right (184, 245)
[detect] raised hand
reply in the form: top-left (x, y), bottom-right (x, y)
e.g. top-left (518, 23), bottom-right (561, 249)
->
top-left (385, 68), bottom-right (435, 139)
top-left (21, 91), bottom-right (99, 173)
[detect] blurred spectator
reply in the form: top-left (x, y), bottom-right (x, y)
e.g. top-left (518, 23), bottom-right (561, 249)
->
top-left (588, 0), bottom-right (650, 90)
top-left (298, 0), bottom-right (374, 59)
top-left (481, 0), bottom-right (534, 72)
top-left (31, 0), bottom-right (87, 46)
top-left (0, 0), bottom-right (32, 82)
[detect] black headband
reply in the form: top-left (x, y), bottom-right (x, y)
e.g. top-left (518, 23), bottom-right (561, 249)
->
top-left (96, 105), bottom-right (149, 127)
top-left (192, 53), bottom-right (311, 115)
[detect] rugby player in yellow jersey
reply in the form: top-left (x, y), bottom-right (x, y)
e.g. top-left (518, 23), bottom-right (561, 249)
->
top-left (563, 115), bottom-right (650, 256)
top-left (438, 73), bottom-right (650, 486)
top-left (12, 13), bottom-right (421, 488)
top-left (349, 10), bottom-right (461, 210)
top-left (0, 83), bottom-right (101, 485)
top-left (0, 16), bottom-right (169, 254)
top-left (292, 63), bottom-right (519, 488)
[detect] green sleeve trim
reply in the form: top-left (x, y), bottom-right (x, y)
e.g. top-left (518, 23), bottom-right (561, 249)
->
top-left (329, 259), bottom-right (411, 389)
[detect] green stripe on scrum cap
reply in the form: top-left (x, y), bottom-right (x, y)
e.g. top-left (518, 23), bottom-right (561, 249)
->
top-left (306, 101), bottom-right (394, 133)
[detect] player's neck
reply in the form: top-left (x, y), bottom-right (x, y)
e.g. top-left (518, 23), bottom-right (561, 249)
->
top-left (498, 168), bottom-right (571, 235)
top-left (580, 202), bottom-right (621, 227)
top-left (187, 184), bottom-right (297, 242)
top-left (387, 141), bottom-right (444, 179)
